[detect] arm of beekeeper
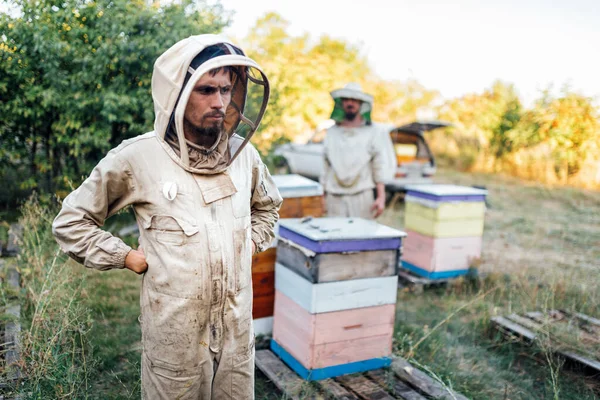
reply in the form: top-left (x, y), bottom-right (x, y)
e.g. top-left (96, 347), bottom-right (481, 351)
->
top-left (249, 148), bottom-right (283, 254)
top-left (319, 135), bottom-right (330, 190)
top-left (52, 149), bottom-right (136, 270)
top-left (380, 125), bottom-right (397, 179)
top-left (319, 157), bottom-right (327, 188)
top-left (371, 126), bottom-right (395, 184)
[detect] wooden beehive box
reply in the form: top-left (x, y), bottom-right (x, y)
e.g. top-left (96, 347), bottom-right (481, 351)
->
top-left (272, 290), bottom-right (395, 376)
top-left (252, 174), bottom-right (324, 334)
top-left (274, 262), bottom-right (399, 314)
top-left (271, 217), bottom-right (405, 379)
top-left (276, 238), bottom-right (397, 283)
top-left (401, 230), bottom-right (483, 279)
top-left (274, 174), bottom-right (325, 219)
top-left (277, 217), bottom-right (405, 253)
top-left (401, 184), bottom-right (487, 278)
top-left (403, 185), bottom-right (487, 238)
top-left (252, 247), bottom-right (277, 321)
top-left (405, 196), bottom-right (486, 220)
top-left (272, 263), bottom-right (398, 379)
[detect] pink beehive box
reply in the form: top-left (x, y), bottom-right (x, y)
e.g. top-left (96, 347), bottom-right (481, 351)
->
top-left (401, 230), bottom-right (482, 279)
top-left (272, 290), bottom-right (395, 370)
top-left (270, 219), bottom-right (405, 380)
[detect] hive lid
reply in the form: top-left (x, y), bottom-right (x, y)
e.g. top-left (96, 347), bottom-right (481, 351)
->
top-left (278, 217), bottom-right (406, 253)
top-left (405, 184), bottom-right (487, 201)
top-left (273, 174), bottom-right (323, 198)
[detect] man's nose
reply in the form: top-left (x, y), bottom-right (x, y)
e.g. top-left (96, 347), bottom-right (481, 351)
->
top-left (210, 92), bottom-right (225, 109)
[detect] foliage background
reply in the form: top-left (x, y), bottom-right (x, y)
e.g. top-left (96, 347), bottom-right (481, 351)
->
top-left (1, 1), bottom-right (599, 214)
top-left (0, 0), bottom-right (230, 207)
top-left (1, 2), bottom-right (599, 397)
top-left (431, 82), bottom-right (600, 189)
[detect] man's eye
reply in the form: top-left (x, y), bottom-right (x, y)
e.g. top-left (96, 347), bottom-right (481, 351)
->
top-left (198, 87), bottom-right (217, 95)
top-left (220, 86), bottom-right (232, 95)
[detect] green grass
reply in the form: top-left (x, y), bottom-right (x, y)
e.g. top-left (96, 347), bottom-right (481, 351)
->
top-left (0, 224), bottom-right (9, 250)
top-left (2, 196), bottom-right (95, 399)
top-left (84, 269), bottom-right (142, 399)
top-left (3, 168), bottom-right (599, 399)
top-left (393, 286), bottom-right (598, 399)
top-left (379, 168), bottom-right (600, 399)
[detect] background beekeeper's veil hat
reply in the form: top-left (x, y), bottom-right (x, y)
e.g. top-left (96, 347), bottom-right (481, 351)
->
top-left (152, 34), bottom-right (269, 172)
top-left (330, 82), bottom-right (373, 124)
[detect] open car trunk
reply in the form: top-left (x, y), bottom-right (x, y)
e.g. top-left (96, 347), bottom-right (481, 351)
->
top-left (390, 130), bottom-right (434, 166)
top-left (387, 121), bottom-right (449, 186)
top-left (390, 121), bottom-right (449, 166)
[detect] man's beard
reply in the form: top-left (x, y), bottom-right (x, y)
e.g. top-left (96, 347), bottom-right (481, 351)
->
top-left (185, 118), bottom-right (225, 152)
top-left (344, 110), bottom-right (358, 121)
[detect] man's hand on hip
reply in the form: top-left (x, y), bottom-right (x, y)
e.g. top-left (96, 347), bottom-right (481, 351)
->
top-left (125, 248), bottom-right (148, 274)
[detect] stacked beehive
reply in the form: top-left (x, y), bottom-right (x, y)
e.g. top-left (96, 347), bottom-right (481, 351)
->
top-left (401, 184), bottom-right (488, 279)
top-left (271, 218), bottom-right (406, 380)
top-left (252, 174), bottom-right (324, 335)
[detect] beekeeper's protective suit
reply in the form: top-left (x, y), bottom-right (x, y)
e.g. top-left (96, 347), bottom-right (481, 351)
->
top-left (52, 35), bottom-right (282, 399)
top-left (320, 83), bottom-right (394, 219)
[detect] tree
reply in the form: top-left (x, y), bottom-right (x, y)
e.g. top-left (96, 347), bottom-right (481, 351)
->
top-left (0, 0), bottom-right (229, 205)
top-left (435, 81), bottom-right (524, 169)
top-left (435, 81), bottom-right (600, 187)
top-left (240, 12), bottom-right (438, 153)
top-left (511, 91), bottom-right (600, 180)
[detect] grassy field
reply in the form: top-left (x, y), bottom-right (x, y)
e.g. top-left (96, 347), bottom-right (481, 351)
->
top-left (3, 168), bottom-right (599, 399)
top-left (379, 169), bottom-right (600, 400)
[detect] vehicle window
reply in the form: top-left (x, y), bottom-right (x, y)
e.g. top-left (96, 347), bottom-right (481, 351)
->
top-left (310, 128), bottom-right (327, 144)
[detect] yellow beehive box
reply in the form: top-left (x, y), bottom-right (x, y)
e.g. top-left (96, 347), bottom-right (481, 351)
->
top-left (405, 213), bottom-right (484, 237)
top-left (404, 185), bottom-right (488, 238)
top-left (405, 198), bottom-right (486, 221)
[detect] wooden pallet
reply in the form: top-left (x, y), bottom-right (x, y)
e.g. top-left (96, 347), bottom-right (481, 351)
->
top-left (491, 310), bottom-right (600, 374)
top-left (255, 350), bottom-right (468, 400)
top-left (396, 267), bottom-right (484, 294)
top-left (396, 269), bottom-right (453, 294)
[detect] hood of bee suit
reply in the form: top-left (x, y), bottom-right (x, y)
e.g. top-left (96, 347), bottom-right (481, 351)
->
top-left (151, 34), bottom-right (270, 174)
top-left (330, 82), bottom-right (373, 125)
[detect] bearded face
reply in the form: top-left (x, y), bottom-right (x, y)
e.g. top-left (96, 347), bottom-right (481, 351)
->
top-left (183, 68), bottom-right (233, 148)
top-left (341, 97), bottom-right (362, 121)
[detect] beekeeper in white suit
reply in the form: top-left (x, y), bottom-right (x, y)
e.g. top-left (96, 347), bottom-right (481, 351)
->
top-left (321, 83), bottom-right (394, 219)
top-left (52, 35), bottom-right (282, 399)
